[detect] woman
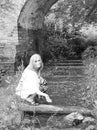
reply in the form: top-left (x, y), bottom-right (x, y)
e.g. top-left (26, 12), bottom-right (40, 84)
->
top-left (16, 53), bottom-right (52, 105)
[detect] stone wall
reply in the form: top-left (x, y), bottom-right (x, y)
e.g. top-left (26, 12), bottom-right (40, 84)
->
top-left (0, 0), bottom-right (58, 75)
top-left (0, 0), bottom-right (27, 56)
top-left (0, 0), bottom-right (27, 75)
top-left (0, 42), bottom-right (15, 75)
top-left (0, 62), bottom-right (14, 76)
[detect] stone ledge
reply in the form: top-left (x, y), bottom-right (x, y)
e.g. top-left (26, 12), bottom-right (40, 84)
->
top-left (0, 62), bottom-right (15, 76)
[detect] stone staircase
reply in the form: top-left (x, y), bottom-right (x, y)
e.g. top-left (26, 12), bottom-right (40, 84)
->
top-left (45, 60), bottom-right (86, 82)
top-left (44, 60), bottom-right (87, 106)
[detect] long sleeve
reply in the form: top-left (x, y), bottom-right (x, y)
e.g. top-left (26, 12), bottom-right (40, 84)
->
top-left (16, 69), bottom-right (40, 99)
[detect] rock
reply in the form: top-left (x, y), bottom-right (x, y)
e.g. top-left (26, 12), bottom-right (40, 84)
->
top-left (64, 112), bottom-right (84, 126)
top-left (22, 118), bottom-right (31, 125)
top-left (93, 100), bottom-right (97, 108)
top-left (72, 119), bottom-right (83, 126)
top-left (83, 117), bottom-right (95, 123)
top-left (85, 125), bottom-right (95, 130)
top-left (64, 112), bottom-right (84, 122)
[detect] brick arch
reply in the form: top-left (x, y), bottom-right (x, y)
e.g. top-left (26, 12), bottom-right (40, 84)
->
top-left (17, 0), bottom-right (58, 53)
top-left (15, 0), bottom-right (58, 68)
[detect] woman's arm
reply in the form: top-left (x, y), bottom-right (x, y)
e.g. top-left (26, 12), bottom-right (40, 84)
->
top-left (36, 90), bottom-right (52, 103)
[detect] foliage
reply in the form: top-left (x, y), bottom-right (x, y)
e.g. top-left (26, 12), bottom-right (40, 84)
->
top-left (80, 22), bottom-right (97, 41)
top-left (43, 0), bottom-right (97, 63)
top-left (0, 65), bottom-right (65, 130)
top-left (43, 26), bottom-right (69, 62)
top-left (53, 0), bottom-right (85, 27)
top-left (46, 0), bottom-right (97, 29)
top-left (82, 50), bottom-right (97, 108)
top-left (42, 23), bottom-right (86, 63)
top-left (82, 46), bottom-right (97, 64)
top-left (0, 64), bottom-right (25, 129)
top-left (1, 60), bottom-right (97, 129)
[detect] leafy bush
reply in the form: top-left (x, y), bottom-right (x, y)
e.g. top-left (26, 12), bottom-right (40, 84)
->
top-left (82, 46), bottom-right (97, 65)
top-left (42, 25), bottom-right (83, 63)
top-left (43, 35), bottom-right (69, 62)
top-left (0, 65), bottom-right (24, 129)
top-left (82, 55), bottom-right (97, 108)
top-left (0, 65), bottom-right (63, 130)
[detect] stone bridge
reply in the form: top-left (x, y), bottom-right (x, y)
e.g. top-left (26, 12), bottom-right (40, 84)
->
top-left (0, 0), bottom-right (59, 74)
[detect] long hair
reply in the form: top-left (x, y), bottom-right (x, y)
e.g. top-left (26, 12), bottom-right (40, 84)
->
top-left (27, 54), bottom-right (43, 74)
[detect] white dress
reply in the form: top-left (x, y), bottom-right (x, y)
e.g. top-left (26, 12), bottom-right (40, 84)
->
top-left (16, 68), bottom-right (40, 99)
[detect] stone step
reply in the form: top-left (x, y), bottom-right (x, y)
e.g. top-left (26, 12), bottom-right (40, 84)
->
top-left (51, 62), bottom-right (83, 66)
top-left (53, 65), bottom-right (86, 69)
top-left (46, 63), bottom-right (83, 67)
top-left (44, 65), bottom-right (86, 76)
top-left (47, 81), bottom-right (85, 86)
top-left (52, 67), bottom-right (85, 75)
top-left (44, 65), bottom-right (86, 72)
top-left (53, 72), bottom-right (86, 76)
top-left (46, 60), bottom-right (83, 65)
top-left (47, 75), bottom-right (87, 78)
top-left (45, 75), bottom-right (87, 83)
top-left (0, 62), bottom-right (14, 64)
top-left (49, 60), bottom-right (82, 63)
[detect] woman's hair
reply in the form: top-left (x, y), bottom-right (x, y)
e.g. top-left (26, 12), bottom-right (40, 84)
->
top-left (28, 53), bottom-right (43, 71)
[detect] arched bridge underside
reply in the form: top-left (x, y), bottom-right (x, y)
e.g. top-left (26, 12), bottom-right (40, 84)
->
top-left (17, 0), bottom-right (58, 56)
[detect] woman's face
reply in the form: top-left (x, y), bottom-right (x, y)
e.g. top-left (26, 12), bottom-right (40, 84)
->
top-left (32, 55), bottom-right (42, 70)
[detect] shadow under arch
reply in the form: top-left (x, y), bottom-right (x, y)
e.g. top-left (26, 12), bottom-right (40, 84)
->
top-left (15, 0), bottom-right (58, 69)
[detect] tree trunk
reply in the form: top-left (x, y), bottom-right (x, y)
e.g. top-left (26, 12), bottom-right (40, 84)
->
top-left (19, 104), bottom-right (93, 116)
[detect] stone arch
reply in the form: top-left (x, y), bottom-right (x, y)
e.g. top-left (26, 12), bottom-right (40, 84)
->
top-left (16, 0), bottom-right (58, 67)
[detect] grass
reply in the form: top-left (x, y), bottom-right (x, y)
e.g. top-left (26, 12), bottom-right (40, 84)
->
top-left (0, 65), bottom-right (59, 130)
top-left (83, 58), bottom-right (97, 107)
top-left (0, 63), bottom-right (97, 129)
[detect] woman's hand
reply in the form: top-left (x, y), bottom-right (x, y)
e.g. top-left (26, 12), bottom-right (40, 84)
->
top-left (46, 95), bottom-right (52, 103)
top-left (37, 91), bottom-right (52, 103)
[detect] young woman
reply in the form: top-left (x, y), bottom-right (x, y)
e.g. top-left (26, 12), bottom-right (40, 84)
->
top-left (16, 53), bottom-right (52, 105)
